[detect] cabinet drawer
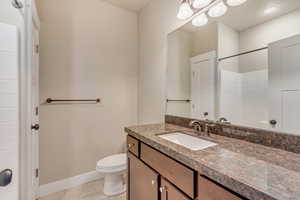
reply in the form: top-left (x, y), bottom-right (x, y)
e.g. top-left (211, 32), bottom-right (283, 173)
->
top-left (127, 135), bottom-right (139, 157)
top-left (141, 143), bottom-right (195, 198)
top-left (198, 176), bottom-right (243, 200)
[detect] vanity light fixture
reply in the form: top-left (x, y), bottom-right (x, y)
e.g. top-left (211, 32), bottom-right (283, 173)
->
top-left (227, 0), bottom-right (247, 7)
top-left (208, 1), bottom-right (228, 17)
top-left (177, 0), bottom-right (194, 20)
top-left (193, 0), bottom-right (213, 9)
top-left (192, 13), bottom-right (208, 26)
top-left (177, 0), bottom-right (246, 27)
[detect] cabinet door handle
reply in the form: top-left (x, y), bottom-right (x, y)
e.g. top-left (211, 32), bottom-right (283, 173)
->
top-left (160, 186), bottom-right (168, 200)
top-left (127, 143), bottom-right (134, 149)
top-left (151, 179), bottom-right (156, 185)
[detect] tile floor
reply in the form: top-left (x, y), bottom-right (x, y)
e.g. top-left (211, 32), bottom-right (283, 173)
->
top-left (38, 179), bottom-right (126, 200)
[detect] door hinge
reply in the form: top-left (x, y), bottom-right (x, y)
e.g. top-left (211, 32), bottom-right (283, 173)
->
top-left (35, 168), bottom-right (39, 178)
top-left (35, 45), bottom-right (39, 54)
top-left (35, 107), bottom-right (39, 116)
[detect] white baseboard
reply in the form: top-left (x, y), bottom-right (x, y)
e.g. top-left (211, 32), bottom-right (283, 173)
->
top-left (38, 171), bottom-right (104, 198)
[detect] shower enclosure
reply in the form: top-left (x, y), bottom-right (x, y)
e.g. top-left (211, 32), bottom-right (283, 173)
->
top-left (219, 48), bottom-right (269, 128)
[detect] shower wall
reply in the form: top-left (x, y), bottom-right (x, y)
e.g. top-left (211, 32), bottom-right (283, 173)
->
top-left (219, 9), bottom-right (300, 127)
top-left (220, 69), bottom-right (268, 127)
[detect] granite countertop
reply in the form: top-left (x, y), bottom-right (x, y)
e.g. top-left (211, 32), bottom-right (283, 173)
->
top-left (125, 123), bottom-right (300, 200)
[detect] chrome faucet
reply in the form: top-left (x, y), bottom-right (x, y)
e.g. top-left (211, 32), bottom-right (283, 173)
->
top-left (189, 120), bottom-right (202, 132)
top-left (189, 120), bottom-right (215, 137)
top-left (204, 123), bottom-right (215, 137)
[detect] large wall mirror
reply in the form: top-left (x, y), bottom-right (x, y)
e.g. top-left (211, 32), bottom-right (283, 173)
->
top-left (166, 0), bottom-right (300, 135)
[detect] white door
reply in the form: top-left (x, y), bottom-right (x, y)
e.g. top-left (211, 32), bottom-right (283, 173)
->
top-left (190, 51), bottom-right (217, 120)
top-left (269, 34), bottom-right (300, 133)
top-left (0, 23), bottom-right (19, 200)
top-left (30, 27), bottom-right (40, 199)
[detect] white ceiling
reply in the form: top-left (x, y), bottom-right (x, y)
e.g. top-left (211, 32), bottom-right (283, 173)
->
top-left (104, 0), bottom-right (151, 12)
top-left (183, 0), bottom-right (300, 32)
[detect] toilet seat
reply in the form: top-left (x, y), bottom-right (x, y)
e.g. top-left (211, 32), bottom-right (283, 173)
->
top-left (97, 153), bottom-right (127, 173)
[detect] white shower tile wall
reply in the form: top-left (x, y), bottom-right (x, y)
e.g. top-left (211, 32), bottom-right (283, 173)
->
top-left (220, 69), bottom-right (268, 128)
top-left (220, 70), bottom-right (243, 123)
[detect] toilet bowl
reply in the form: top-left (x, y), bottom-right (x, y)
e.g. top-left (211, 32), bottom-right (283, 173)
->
top-left (96, 153), bottom-right (127, 196)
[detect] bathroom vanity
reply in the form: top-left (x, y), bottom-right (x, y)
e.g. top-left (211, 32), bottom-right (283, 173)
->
top-left (127, 135), bottom-right (242, 200)
top-left (125, 123), bottom-right (300, 200)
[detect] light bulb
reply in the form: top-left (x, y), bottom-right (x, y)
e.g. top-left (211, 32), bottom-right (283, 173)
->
top-left (177, 1), bottom-right (194, 20)
top-left (192, 13), bottom-right (208, 26)
top-left (192, 0), bottom-right (213, 9)
top-left (227, 0), bottom-right (247, 6)
top-left (208, 1), bottom-right (228, 17)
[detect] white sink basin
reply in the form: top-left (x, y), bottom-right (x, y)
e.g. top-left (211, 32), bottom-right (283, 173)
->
top-left (158, 132), bottom-right (217, 151)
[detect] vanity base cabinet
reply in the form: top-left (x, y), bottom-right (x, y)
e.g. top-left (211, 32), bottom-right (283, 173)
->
top-left (128, 152), bottom-right (158, 200)
top-left (198, 175), bottom-right (243, 200)
top-left (160, 178), bottom-right (190, 200)
top-left (127, 135), bottom-right (245, 200)
top-left (140, 143), bottom-right (195, 198)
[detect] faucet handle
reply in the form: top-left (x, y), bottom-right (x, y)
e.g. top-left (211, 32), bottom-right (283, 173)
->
top-left (189, 120), bottom-right (203, 132)
top-left (204, 123), bottom-right (217, 136)
top-left (217, 117), bottom-right (230, 124)
top-left (189, 120), bottom-right (200, 127)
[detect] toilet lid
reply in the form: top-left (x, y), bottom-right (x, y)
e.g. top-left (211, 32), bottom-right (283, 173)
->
top-left (97, 153), bottom-right (127, 170)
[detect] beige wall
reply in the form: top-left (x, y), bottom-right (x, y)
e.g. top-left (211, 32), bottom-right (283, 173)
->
top-left (191, 23), bottom-right (218, 57)
top-left (37, 0), bottom-right (138, 184)
top-left (239, 9), bottom-right (300, 52)
top-left (239, 9), bottom-right (300, 73)
top-left (138, 0), bottom-right (187, 124)
top-left (166, 29), bottom-right (192, 117)
top-left (218, 23), bottom-right (240, 72)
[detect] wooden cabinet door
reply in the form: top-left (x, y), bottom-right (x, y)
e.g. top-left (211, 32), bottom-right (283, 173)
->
top-left (160, 178), bottom-right (190, 200)
top-left (128, 153), bottom-right (158, 200)
top-left (198, 176), bottom-right (243, 200)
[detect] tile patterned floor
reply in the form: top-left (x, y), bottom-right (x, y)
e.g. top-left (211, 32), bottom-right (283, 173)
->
top-left (38, 180), bottom-right (126, 200)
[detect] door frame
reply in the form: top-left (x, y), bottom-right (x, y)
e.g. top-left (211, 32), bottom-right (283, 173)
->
top-left (30, 22), bottom-right (40, 198)
top-left (20, 0), bottom-right (40, 199)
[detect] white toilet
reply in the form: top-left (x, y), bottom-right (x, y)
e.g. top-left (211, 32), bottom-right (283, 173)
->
top-left (96, 153), bottom-right (127, 196)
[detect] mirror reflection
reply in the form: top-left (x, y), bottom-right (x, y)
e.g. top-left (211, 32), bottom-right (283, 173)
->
top-left (166, 0), bottom-right (300, 134)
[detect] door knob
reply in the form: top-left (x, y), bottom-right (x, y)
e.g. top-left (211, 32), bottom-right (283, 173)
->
top-left (0, 169), bottom-right (13, 187)
top-left (31, 124), bottom-right (40, 131)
